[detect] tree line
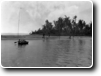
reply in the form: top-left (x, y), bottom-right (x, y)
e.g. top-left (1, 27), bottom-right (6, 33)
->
top-left (30, 15), bottom-right (92, 37)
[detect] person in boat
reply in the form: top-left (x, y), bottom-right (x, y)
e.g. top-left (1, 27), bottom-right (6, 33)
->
top-left (22, 39), bottom-right (25, 42)
top-left (18, 39), bottom-right (28, 44)
top-left (18, 39), bottom-right (24, 43)
top-left (18, 39), bottom-right (21, 42)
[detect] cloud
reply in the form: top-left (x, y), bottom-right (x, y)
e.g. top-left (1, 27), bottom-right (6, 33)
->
top-left (47, 5), bottom-right (79, 22)
top-left (1, 1), bottom-right (92, 33)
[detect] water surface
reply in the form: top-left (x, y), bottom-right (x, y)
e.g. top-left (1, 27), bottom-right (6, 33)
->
top-left (1, 36), bottom-right (92, 67)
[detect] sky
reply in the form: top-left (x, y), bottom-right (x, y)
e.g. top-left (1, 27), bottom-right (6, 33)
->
top-left (1, 1), bottom-right (92, 34)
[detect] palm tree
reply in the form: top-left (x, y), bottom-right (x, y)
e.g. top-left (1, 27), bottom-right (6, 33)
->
top-left (72, 15), bottom-right (77, 36)
top-left (54, 17), bottom-right (64, 36)
top-left (45, 20), bottom-right (53, 37)
top-left (64, 15), bottom-right (72, 38)
top-left (78, 19), bottom-right (86, 35)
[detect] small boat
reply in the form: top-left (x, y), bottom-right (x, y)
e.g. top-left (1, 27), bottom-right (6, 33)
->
top-left (14, 39), bottom-right (28, 45)
top-left (14, 7), bottom-right (29, 45)
top-left (18, 39), bottom-right (28, 45)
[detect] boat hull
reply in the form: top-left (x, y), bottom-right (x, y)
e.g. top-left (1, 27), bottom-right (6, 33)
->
top-left (18, 42), bottom-right (28, 45)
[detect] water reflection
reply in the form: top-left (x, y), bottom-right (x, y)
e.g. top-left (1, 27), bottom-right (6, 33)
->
top-left (55, 38), bottom-right (92, 67)
top-left (18, 44), bottom-right (27, 48)
top-left (78, 39), bottom-right (85, 54)
top-left (55, 40), bottom-right (72, 67)
top-left (8, 43), bottom-right (28, 67)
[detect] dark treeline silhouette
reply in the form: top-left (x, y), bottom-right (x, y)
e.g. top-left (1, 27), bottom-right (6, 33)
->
top-left (30, 15), bottom-right (92, 37)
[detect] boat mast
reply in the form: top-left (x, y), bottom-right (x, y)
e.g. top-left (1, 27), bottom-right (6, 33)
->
top-left (18, 8), bottom-right (21, 36)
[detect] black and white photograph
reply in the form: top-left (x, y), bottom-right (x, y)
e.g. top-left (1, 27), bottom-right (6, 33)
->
top-left (1, 1), bottom-right (93, 68)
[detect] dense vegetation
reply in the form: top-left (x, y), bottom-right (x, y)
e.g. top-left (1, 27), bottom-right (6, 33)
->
top-left (30, 15), bottom-right (92, 37)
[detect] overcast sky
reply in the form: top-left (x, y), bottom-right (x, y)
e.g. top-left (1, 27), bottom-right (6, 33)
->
top-left (1, 1), bottom-right (92, 34)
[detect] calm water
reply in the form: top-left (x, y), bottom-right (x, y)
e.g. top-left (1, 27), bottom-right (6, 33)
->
top-left (1, 36), bottom-right (92, 67)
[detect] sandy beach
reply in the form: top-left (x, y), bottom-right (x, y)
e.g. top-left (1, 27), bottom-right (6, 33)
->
top-left (1, 35), bottom-right (49, 40)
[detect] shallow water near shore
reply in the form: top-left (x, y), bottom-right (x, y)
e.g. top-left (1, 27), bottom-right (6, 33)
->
top-left (1, 36), bottom-right (92, 67)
